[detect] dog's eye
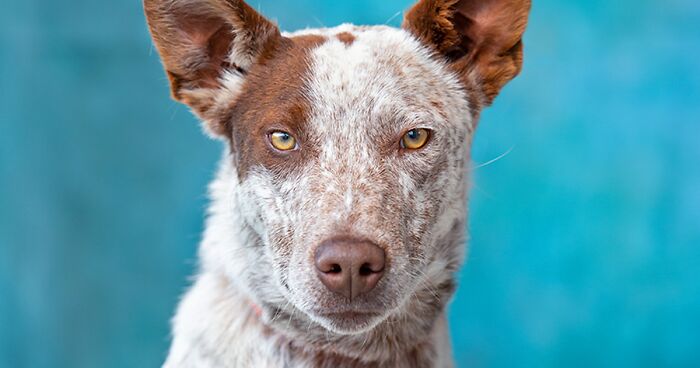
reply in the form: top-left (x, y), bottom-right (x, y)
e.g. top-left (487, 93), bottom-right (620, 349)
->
top-left (269, 131), bottom-right (298, 151)
top-left (400, 128), bottom-right (430, 150)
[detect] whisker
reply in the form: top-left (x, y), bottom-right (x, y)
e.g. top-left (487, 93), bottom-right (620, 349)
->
top-left (384, 10), bottom-right (403, 25)
top-left (472, 146), bottom-right (514, 170)
top-left (311, 15), bottom-right (325, 28)
top-left (411, 267), bottom-right (442, 304)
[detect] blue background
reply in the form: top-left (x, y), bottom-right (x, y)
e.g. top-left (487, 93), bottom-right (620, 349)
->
top-left (1, 0), bottom-right (699, 367)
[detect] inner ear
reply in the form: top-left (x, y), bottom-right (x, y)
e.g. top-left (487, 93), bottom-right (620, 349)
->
top-left (402, 0), bottom-right (531, 106)
top-left (403, 0), bottom-right (505, 63)
top-left (443, 10), bottom-right (477, 62)
top-left (172, 13), bottom-right (235, 91)
top-left (145, 0), bottom-right (284, 136)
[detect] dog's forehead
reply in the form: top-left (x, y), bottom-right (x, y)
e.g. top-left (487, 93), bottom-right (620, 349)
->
top-left (286, 25), bottom-right (470, 135)
top-left (228, 25), bottom-right (472, 178)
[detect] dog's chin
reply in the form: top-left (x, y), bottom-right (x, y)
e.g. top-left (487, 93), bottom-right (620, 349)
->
top-left (309, 310), bottom-right (387, 335)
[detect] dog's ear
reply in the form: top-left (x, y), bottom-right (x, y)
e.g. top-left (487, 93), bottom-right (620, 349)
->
top-left (144, 0), bottom-right (281, 136)
top-left (403, 0), bottom-right (531, 106)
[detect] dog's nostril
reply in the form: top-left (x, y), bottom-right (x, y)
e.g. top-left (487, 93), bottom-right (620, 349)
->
top-left (329, 264), bottom-right (342, 274)
top-left (359, 263), bottom-right (373, 276)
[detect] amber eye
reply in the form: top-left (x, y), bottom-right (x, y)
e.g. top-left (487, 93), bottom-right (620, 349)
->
top-left (269, 131), bottom-right (297, 151)
top-left (401, 128), bottom-right (430, 150)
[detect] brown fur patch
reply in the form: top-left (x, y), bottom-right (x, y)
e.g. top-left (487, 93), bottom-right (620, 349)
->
top-left (336, 32), bottom-right (356, 46)
top-left (223, 34), bottom-right (327, 179)
top-left (403, 0), bottom-right (531, 106)
top-left (144, 0), bottom-right (281, 128)
top-left (403, 0), bottom-right (462, 55)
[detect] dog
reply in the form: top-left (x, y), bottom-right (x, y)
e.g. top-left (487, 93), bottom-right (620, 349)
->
top-left (144, 0), bottom-right (530, 366)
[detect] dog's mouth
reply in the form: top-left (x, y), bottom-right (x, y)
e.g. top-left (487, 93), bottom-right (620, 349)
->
top-left (310, 309), bottom-right (385, 334)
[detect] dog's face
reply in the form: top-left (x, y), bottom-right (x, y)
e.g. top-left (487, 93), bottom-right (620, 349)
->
top-left (231, 26), bottom-right (475, 334)
top-left (145, 0), bottom-right (529, 335)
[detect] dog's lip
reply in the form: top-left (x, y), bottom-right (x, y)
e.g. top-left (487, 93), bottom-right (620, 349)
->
top-left (313, 310), bottom-right (381, 319)
top-left (311, 309), bottom-right (385, 334)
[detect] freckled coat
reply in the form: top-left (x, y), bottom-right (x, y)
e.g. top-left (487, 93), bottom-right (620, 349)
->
top-left (143, 0), bottom-right (531, 367)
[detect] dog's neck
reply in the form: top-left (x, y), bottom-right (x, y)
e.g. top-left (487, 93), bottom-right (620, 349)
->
top-left (204, 266), bottom-right (454, 366)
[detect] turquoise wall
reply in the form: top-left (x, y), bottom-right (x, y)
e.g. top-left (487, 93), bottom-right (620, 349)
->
top-left (1, 1), bottom-right (699, 367)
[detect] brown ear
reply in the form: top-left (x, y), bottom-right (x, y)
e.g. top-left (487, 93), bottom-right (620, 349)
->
top-left (403, 0), bottom-right (531, 106)
top-left (144, 0), bottom-right (281, 136)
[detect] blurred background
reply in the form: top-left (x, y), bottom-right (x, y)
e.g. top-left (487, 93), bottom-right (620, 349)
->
top-left (1, 0), bottom-right (699, 367)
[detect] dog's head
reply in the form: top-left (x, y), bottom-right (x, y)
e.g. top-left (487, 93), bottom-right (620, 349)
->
top-left (145, 0), bottom-right (529, 336)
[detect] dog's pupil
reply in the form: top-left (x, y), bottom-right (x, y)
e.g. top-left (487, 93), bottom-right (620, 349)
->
top-left (408, 130), bottom-right (418, 140)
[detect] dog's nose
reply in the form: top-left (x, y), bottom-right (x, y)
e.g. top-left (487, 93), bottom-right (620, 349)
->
top-left (314, 238), bottom-right (385, 301)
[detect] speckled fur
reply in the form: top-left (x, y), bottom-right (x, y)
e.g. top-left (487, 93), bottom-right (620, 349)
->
top-left (144, 1), bottom-right (530, 367)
